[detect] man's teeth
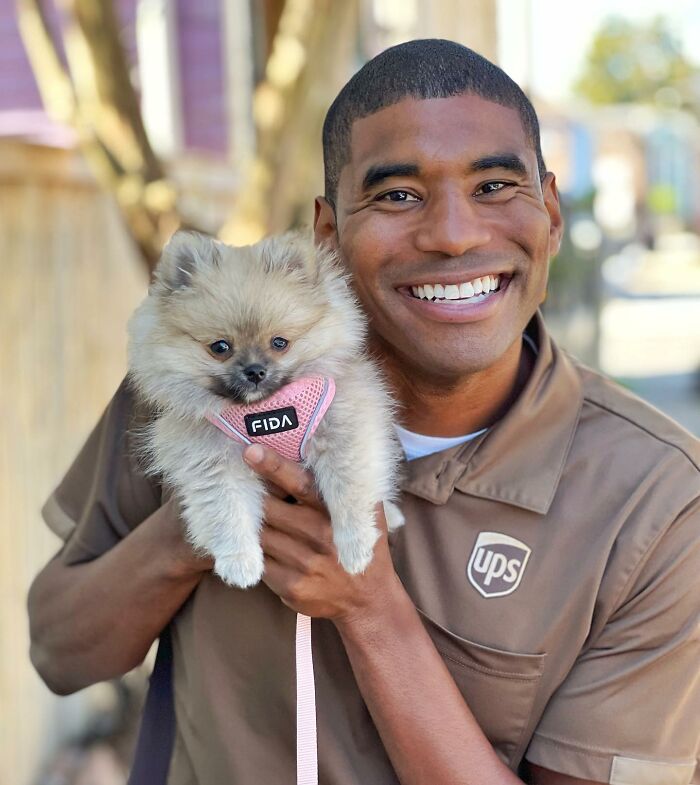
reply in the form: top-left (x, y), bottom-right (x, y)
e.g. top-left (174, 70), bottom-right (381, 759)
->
top-left (411, 275), bottom-right (501, 301)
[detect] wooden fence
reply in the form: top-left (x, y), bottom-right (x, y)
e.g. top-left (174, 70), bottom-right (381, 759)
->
top-left (0, 139), bottom-right (236, 785)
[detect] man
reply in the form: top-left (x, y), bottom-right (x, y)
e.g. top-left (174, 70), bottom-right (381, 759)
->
top-left (29, 40), bottom-right (699, 785)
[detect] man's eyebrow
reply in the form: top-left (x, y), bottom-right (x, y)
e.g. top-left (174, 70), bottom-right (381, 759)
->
top-left (470, 154), bottom-right (528, 177)
top-left (361, 163), bottom-right (420, 192)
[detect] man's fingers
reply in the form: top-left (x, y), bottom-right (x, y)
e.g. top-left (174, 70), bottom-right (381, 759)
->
top-left (261, 525), bottom-right (323, 571)
top-left (264, 480), bottom-right (291, 501)
top-left (263, 495), bottom-right (336, 555)
top-left (261, 554), bottom-right (294, 596)
top-left (262, 556), bottom-right (308, 611)
top-left (243, 444), bottom-right (324, 510)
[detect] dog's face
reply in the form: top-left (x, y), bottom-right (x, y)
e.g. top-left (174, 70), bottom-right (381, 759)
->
top-left (128, 231), bottom-right (363, 411)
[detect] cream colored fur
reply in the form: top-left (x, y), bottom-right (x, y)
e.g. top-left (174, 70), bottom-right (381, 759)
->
top-left (127, 230), bottom-right (403, 588)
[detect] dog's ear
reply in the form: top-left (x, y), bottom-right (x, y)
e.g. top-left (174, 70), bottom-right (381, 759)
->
top-left (260, 229), bottom-right (332, 283)
top-left (153, 230), bottom-right (221, 293)
top-left (312, 241), bottom-right (344, 284)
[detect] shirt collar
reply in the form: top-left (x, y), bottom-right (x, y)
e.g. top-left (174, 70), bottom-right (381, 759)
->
top-left (400, 311), bottom-right (583, 514)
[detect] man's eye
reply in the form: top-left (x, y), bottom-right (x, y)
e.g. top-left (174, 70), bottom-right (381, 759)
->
top-left (378, 190), bottom-right (419, 202)
top-left (476, 181), bottom-right (509, 195)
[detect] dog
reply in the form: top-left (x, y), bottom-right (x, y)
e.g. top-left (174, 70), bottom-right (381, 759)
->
top-left (127, 230), bottom-right (403, 588)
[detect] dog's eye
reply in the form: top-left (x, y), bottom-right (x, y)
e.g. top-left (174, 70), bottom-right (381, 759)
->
top-left (208, 340), bottom-right (233, 359)
top-left (271, 336), bottom-right (289, 351)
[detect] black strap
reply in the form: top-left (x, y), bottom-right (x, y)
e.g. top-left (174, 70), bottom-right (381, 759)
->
top-left (127, 627), bottom-right (176, 785)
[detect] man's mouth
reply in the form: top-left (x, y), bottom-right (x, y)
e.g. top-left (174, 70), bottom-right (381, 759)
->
top-left (405, 273), bottom-right (511, 304)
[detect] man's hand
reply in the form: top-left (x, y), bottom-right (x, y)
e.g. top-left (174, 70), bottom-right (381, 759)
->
top-left (243, 443), bottom-right (402, 622)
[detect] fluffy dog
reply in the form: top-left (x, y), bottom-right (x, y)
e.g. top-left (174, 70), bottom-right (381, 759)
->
top-left (127, 230), bottom-right (403, 588)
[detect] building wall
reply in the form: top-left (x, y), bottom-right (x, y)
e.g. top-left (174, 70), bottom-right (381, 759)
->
top-left (0, 0), bottom-right (44, 111)
top-left (0, 0), bottom-right (139, 113)
top-left (176, 0), bottom-right (227, 154)
top-left (0, 0), bottom-right (228, 156)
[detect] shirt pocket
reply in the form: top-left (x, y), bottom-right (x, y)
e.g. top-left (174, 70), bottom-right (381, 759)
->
top-left (417, 607), bottom-right (546, 767)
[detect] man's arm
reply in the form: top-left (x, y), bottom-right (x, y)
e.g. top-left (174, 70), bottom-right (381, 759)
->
top-left (335, 594), bottom-right (600, 785)
top-left (334, 572), bottom-right (523, 784)
top-left (28, 499), bottom-right (212, 695)
top-left (246, 444), bottom-right (603, 785)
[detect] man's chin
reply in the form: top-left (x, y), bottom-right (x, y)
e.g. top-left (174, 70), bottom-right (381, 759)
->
top-left (386, 345), bottom-right (495, 385)
top-left (414, 356), bottom-right (497, 384)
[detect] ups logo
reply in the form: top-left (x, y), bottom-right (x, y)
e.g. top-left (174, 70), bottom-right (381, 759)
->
top-left (467, 532), bottom-right (531, 598)
top-left (244, 406), bottom-right (299, 437)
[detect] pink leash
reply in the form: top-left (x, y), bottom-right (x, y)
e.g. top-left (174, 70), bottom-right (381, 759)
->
top-left (208, 376), bottom-right (336, 785)
top-left (296, 613), bottom-right (318, 785)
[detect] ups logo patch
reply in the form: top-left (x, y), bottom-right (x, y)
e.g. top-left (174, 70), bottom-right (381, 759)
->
top-left (467, 532), bottom-right (531, 598)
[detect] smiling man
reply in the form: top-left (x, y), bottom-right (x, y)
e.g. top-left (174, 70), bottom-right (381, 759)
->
top-left (319, 85), bottom-right (559, 438)
top-left (29, 40), bottom-right (699, 785)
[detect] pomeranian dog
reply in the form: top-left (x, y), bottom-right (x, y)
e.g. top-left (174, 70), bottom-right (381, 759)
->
top-left (127, 230), bottom-right (403, 588)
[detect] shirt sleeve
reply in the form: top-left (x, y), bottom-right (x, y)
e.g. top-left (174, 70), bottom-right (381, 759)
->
top-left (525, 497), bottom-right (700, 785)
top-left (41, 378), bottom-right (162, 565)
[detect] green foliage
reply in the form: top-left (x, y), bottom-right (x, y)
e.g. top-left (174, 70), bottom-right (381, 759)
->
top-left (574, 16), bottom-right (698, 109)
top-left (646, 183), bottom-right (677, 214)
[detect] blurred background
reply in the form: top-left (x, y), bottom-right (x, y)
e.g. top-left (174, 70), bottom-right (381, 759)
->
top-left (1, 0), bottom-right (699, 782)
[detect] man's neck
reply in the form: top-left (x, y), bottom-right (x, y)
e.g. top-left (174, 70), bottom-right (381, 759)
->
top-left (372, 337), bottom-right (534, 438)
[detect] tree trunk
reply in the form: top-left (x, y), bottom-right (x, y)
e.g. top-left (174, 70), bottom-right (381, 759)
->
top-left (219, 0), bottom-right (358, 244)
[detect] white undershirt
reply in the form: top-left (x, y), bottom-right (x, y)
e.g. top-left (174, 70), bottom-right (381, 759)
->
top-left (395, 332), bottom-right (539, 462)
top-left (395, 424), bottom-right (488, 461)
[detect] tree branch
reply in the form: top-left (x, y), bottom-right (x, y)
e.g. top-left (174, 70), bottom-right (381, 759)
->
top-left (17, 0), bottom-right (194, 273)
top-left (219, 0), bottom-right (358, 244)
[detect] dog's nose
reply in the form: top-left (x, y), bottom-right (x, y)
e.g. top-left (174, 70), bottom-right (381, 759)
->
top-left (243, 364), bottom-right (267, 383)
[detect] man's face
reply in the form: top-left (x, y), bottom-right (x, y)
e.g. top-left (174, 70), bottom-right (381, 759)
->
top-left (314, 94), bottom-right (563, 382)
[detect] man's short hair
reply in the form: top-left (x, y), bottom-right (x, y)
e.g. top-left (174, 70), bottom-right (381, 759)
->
top-left (322, 38), bottom-right (547, 206)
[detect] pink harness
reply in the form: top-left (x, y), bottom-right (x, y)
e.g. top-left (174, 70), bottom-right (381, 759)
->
top-left (208, 375), bottom-right (336, 785)
top-left (207, 375), bottom-right (335, 463)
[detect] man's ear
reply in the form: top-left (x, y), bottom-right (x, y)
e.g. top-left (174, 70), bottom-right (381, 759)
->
top-left (542, 173), bottom-right (564, 258)
top-left (313, 196), bottom-right (338, 251)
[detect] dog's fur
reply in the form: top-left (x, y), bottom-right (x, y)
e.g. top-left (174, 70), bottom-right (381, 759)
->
top-left (127, 230), bottom-right (403, 588)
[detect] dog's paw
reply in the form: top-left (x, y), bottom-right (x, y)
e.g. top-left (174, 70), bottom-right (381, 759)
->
top-left (383, 500), bottom-right (405, 531)
top-left (334, 525), bottom-right (380, 575)
top-left (214, 548), bottom-right (264, 588)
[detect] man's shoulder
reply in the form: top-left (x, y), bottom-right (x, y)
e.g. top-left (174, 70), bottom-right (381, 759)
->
top-left (566, 352), bottom-right (700, 479)
top-left (43, 376), bottom-right (162, 550)
top-left (116, 374), bottom-right (158, 425)
top-left (103, 375), bottom-right (160, 461)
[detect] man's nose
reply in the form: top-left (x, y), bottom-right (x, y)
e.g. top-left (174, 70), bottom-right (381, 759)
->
top-left (243, 364), bottom-right (267, 383)
top-left (414, 191), bottom-right (491, 256)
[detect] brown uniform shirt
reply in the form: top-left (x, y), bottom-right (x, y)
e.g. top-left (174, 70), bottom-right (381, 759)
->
top-left (42, 312), bottom-right (700, 785)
